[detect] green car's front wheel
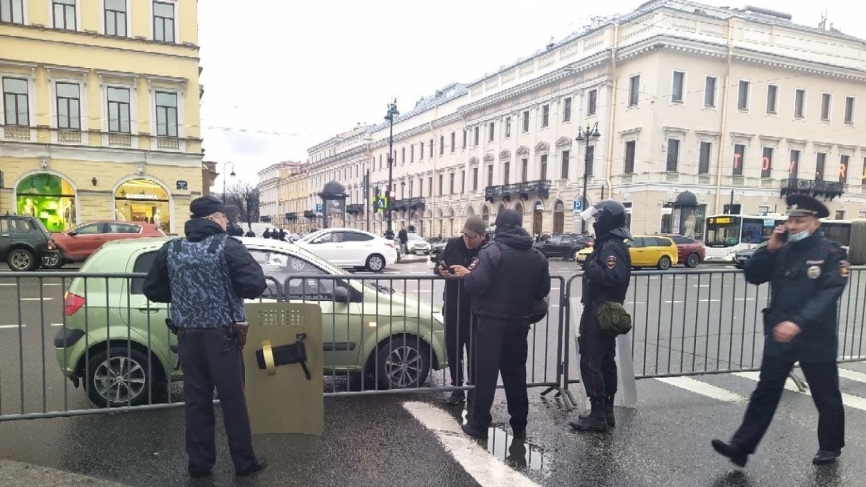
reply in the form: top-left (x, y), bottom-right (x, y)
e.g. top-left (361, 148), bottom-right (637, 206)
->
top-left (374, 337), bottom-right (431, 390)
top-left (85, 347), bottom-right (165, 408)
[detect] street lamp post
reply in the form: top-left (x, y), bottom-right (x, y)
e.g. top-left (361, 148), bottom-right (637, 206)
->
top-left (384, 99), bottom-right (399, 240)
top-left (221, 161), bottom-right (236, 204)
top-left (576, 122), bottom-right (600, 234)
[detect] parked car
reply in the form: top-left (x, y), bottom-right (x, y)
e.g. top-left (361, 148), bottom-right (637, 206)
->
top-left (733, 242), bottom-right (766, 269)
top-left (660, 234), bottom-right (706, 268)
top-left (428, 230), bottom-right (496, 262)
top-left (53, 237), bottom-right (446, 407)
top-left (576, 235), bottom-right (679, 270)
top-left (46, 221), bottom-right (165, 268)
top-left (533, 233), bottom-right (594, 260)
top-left (0, 215), bottom-right (60, 271)
top-left (406, 233), bottom-right (431, 255)
top-left (294, 228), bottom-right (398, 272)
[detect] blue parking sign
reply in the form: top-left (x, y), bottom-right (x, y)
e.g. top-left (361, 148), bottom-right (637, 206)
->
top-left (573, 199), bottom-right (582, 211)
top-left (315, 203), bottom-right (323, 213)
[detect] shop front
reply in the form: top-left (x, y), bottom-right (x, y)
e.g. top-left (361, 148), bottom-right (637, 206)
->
top-left (114, 179), bottom-right (172, 233)
top-left (15, 173), bottom-right (77, 232)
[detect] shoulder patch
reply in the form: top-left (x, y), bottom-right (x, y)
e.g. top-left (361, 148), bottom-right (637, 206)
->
top-left (468, 257), bottom-right (480, 270)
top-left (840, 260), bottom-right (851, 278)
top-left (606, 255), bottom-right (617, 270)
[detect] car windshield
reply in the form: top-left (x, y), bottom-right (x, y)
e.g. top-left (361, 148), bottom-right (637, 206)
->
top-left (408, 233), bottom-right (424, 241)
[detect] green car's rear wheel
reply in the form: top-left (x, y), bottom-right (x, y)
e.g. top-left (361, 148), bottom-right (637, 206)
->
top-left (85, 347), bottom-right (164, 408)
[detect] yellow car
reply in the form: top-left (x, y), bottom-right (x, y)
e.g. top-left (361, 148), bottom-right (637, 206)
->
top-left (576, 235), bottom-right (679, 270)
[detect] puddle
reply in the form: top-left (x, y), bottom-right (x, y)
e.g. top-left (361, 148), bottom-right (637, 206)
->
top-left (460, 408), bottom-right (550, 474)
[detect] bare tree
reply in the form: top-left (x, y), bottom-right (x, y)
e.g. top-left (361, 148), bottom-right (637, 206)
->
top-left (225, 182), bottom-right (260, 231)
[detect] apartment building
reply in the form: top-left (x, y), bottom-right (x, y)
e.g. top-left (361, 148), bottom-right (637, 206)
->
top-left (256, 160), bottom-right (303, 224)
top-left (305, 0), bottom-right (866, 238)
top-left (0, 0), bottom-right (203, 234)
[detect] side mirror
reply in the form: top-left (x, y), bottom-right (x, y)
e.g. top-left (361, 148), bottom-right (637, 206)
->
top-left (333, 286), bottom-right (351, 303)
top-left (67, 231), bottom-right (77, 237)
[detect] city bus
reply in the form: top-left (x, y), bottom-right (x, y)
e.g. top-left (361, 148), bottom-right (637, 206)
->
top-left (702, 214), bottom-right (852, 263)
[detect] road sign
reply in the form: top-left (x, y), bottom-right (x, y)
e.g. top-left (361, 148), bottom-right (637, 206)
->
top-left (573, 199), bottom-right (583, 212)
top-left (315, 203), bottom-right (323, 213)
top-left (374, 196), bottom-right (387, 211)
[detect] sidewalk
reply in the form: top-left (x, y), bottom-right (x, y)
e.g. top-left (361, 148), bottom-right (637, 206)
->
top-left (0, 459), bottom-right (130, 487)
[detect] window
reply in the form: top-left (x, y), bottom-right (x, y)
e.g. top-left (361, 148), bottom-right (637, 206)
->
top-left (541, 105), bottom-right (549, 127)
top-left (789, 150), bottom-right (800, 178)
top-left (561, 150), bottom-right (570, 179)
top-left (472, 167), bottom-right (478, 190)
top-left (427, 177), bottom-right (432, 196)
top-left (821, 93), bottom-right (831, 121)
top-left (473, 127), bottom-right (479, 146)
top-left (401, 147), bottom-right (405, 163)
top-left (698, 141), bottom-right (711, 174)
top-left (628, 75), bottom-right (640, 107)
top-left (462, 129), bottom-right (467, 149)
top-left (487, 165), bottom-right (493, 187)
top-left (733, 144), bottom-right (745, 175)
top-left (131, 252), bottom-right (157, 295)
top-left (107, 87), bottom-right (131, 133)
top-left (766, 85), bottom-right (778, 114)
top-left (0, 0), bottom-right (24, 24)
top-left (761, 147), bottom-right (773, 178)
top-left (419, 179), bottom-right (423, 196)
top-left (624, 141), bottom-right (635, 174)
top-left (521, 158), bottom-right (528, 182)
top-left (704, 76), bottom-right (717, 108)
top-left (505, 117), bottom-right (511, 137)
top-left (439, 135), bottom-right (444, 155)
top-left (3, 77), bottom-right (29, 126)
top-left (845, 97), bottom-right (855, 124)
top-left (585, 146), bottom-right (595, 175)
top-left (438, 174), bottom-right (443, 196)
top-left (587, 90), bottom-right (597, 115)
top-left (563, 97), bottom-right (572, 122)
top-left (56, 82), bottom-right (80, 130)
top-left (153, 1), bottom-right (175, 43)
top-left (737, 81), bottom-right (750, 110)
top-left (488, 122), bottom-right (494, 142)
top-left (503, 162), bottom-right (510, 185)
top-left (522, 110), bottom-right (529, 132)
top-left (419, 142), bottom-right (424, 160)
top-left (105, 0), bottom-right (127, 36)
top-left (794, 89), bottom-right (805, 118)
top-left (666, 139), bottom-right (679, 172)
top-left (540, 155), bottom-right (548, 180)
top-left (816, 152), bottom-right (826, 180)
top-left (155, 91), bottom-right (178, 137)
top-left (410, 145), bottom-right (414, 162)
top-left (460, 170), bottom-right (465, 193)
top-left (428, 139), bottom-right (433, 155)
top-left (672, 71), bottom-right (685, 103)
top-left (840, 155), bottom-right (849, 183)
top-left (450, 132), bottom-right (455, 152)
top-left (449, 173), bottom-right (454, 194)
top-left (53, 0), bottom-right (76, 30)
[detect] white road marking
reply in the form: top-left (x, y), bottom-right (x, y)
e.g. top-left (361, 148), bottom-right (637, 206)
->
top-left (0, 324), bottom-right (26, 329)
top-left (837, 368), bottom-right (866, 384)
top-left (655, 377), bottom-right (747, 402)
top-left (20, 297), bottom-right (53, 301)
top-left (51, 323), bottom-right (64, 327)
top-left (403, 401), bottom-right (542, 487)
top-left (734, 372), bottom-right (866, 412)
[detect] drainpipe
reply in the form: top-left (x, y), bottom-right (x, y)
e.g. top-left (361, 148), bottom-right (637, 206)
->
top-left (713, 19), bottom-right (735, 213)
top-left (604, 23), bottom-right (620, 200)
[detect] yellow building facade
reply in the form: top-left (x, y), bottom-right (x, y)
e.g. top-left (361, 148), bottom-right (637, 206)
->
top-left (0, 0), bottom-right (203, 235)
top-left (283, 168), bottom-right (310, 233)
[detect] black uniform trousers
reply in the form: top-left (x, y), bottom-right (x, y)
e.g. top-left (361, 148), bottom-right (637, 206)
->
top-left (578, 310), bottom-right (618, 399)
top-left (471, 317), bottom-right (531, 432)
top-left (177, 328), bottom-right (258, 474)
top-left (731, 356), bottom-right (845, 454)
top-left (444, 301), bottom-right (475, 386)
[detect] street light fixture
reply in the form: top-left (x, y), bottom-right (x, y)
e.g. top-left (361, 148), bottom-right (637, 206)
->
top-left (384, 99), bottom-right (399, 240)
top-left (575, 122), bottom-right (600, 234)
top-left (221, 161), bottom-right (236, 205)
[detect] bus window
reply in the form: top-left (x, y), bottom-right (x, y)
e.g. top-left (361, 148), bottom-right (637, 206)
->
top-left (741, 219), bottom-right (764, 244)
top-left (704, 216), bottom-right (741, 247)
top-left (822, 222), bottom-right (851, 247)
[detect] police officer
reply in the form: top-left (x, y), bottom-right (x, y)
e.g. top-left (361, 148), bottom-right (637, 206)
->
top-left (143, 196), bottom-right (268, 478)
top-left (569, 200), bottom-right (632, 433)
top-left (712, 193), bottom-right (849, 467)
top-left (435, 216), bottom-right (488, 405)
top-left (457, 209), bottom-right (550, 439)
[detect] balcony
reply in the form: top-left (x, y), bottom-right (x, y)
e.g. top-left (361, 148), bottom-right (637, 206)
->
top-left (484, 180), bottom-right (551, 202)
top-left (303, 210), bottom-right (316, 219)
top-left (392, 197), bottom-right (426, 211)
top-left (780, 178), bottom-right (843, 200)
top-left (285, 212), bottom-right (297, 221)
top-left (346, 204), bottom-right (365, 214)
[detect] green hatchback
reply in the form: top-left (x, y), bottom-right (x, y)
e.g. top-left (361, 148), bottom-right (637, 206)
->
top-left (54, 237), bottom-right (446, 407)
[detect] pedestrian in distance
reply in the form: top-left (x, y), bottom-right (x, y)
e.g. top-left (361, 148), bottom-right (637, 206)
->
top-left (398, 227), bottom-right (409, 254)
top-left (569, 200), bottom-right (632, 433)
top-left (435, 216), bottom-right (489, 406)
top-left (712, 193), bottom-right (849, 467)
top-left (458, 209), bottom-right (550, 440)
top-left (142, 195), bottom-right (269, 478)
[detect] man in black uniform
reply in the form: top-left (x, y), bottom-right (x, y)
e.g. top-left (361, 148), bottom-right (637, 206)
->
top-left (569, 200), bottom-right (632, 433)
top-left (143, 196), bottom-right (269, 478)
top-left (435, 216), bottom-right (488, 405)
top-left (712, 193), bottom-right (849, 467)
top-left (456, 209), bottom-right (550, 439)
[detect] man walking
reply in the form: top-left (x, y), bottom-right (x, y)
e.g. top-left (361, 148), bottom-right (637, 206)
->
top-left (143, 195), bottom-right (269, 478)
top-left (712, 193), bottom-right (849, 467)
top-left (455, 209), bottom-right (550, 440)
top-left (398, 226), bottom-right (409, 254)
top-left (435, 216), bottom-right (488, 405)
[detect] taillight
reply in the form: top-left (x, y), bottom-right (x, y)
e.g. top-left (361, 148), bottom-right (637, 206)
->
top-left (64, 291), bottom-right (86, 316)
top-left (47, 239), bottom-right (56, 250)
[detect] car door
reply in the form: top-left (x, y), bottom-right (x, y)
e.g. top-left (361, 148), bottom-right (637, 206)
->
top-left (342, 231), bottom-right (376, 266)
top-left (629, 237), bottom-right (648, 267)
top-left (64, 223), bottom-right (107, 260)
top-left (307, 230), bottom-right (343, 265)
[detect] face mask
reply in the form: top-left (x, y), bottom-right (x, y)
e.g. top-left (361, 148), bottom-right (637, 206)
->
top-left (787, 229), bottom-right (811, 243)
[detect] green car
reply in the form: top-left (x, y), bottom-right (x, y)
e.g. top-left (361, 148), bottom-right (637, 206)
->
top-left (54, 237), bottom-right (446, 407)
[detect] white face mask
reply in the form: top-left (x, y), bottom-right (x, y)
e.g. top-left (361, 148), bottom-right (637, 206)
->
top-left (787, 229), bottom-right (811, 243)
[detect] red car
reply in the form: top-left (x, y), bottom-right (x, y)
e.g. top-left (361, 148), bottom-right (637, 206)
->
top-left (661, 234), bottom-right (705, 268)
top-left (48, 221), bottom-right (165, 268)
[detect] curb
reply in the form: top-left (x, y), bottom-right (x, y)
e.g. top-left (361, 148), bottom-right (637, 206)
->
top-left (0, 459), bottom-right (131, 487)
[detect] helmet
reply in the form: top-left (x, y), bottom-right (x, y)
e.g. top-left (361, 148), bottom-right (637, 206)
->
top-left (580, 199), bottom-right (626, 236)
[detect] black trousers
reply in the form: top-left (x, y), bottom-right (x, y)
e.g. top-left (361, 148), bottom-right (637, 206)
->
top-left (731, 356), bottom-right (845, 454)
top-left (470, 317), bottom-right (530, 432)
top-left (578, 312), bottom-right (617, 399)
top-left (444, 302), bottom-right (474, 386)
top-left (177, 328), bottom-right (258, 474)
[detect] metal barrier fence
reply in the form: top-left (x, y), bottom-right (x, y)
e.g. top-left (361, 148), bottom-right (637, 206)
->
top-left (0, 267), bottom-right (863, 421)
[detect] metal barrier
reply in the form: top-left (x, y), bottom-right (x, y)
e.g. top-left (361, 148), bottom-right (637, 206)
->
top-left (0, 266), bottom-right (863, 421)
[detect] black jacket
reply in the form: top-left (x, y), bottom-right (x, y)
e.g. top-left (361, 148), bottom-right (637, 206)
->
top-left (143, 219), bottom-right (267, 304)
top-left (744, 232), bottom-right (849, 362)
top-left (464, 226), bottom-right (550, 320)
top-left (435, 235), bottom-right (486, 313)
top-left (582, 228), bottom-right (632, 307)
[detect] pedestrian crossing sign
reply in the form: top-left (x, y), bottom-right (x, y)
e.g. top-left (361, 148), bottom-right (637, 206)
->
top-left (374, 195), bottom-right (388, 212)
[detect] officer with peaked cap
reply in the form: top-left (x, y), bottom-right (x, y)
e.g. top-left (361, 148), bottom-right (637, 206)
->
top-left (712, 193), bottom-right (849, 467)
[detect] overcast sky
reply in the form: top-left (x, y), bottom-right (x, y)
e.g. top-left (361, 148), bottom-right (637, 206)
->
top-left (199, 0), bottom-right (866, 190)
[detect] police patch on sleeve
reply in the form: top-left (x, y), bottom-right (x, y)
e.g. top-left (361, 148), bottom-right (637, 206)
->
top-left (807, 265), bottom-right (821, 279)
top-left (468, 257), bottom-right (480, 270)
top-left (840, 260), bottom-right (851, 278)
top-left (606, 255), bottom-right (617, 270)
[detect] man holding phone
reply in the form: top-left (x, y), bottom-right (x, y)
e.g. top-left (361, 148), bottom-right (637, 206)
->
top-left (712, 193), bottom-right (849, 467)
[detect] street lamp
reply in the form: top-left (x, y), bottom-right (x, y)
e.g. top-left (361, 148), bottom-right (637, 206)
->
top-left (575, 122), bottom-right (600, 234)
top-left (221, 161), bottom-right (236, 204)
top-left (384, 99), bottom-right (399, 240)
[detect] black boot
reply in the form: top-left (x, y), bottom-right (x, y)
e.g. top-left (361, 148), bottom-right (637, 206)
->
top-left (569, 397), bottom-right (609, 433)
top-left (604, 395), bottom-right (615, 428)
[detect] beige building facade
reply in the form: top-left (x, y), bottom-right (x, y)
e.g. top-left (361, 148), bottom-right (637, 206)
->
top-left (306, 0), bottom-right (866, 238)
top-left (256, 161), bottom-right (302, 225)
